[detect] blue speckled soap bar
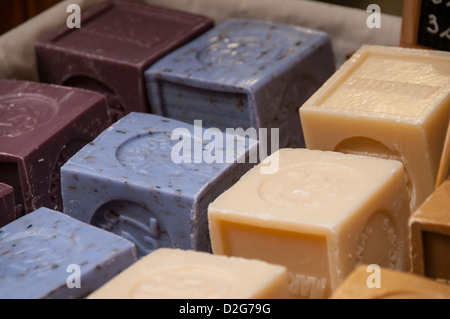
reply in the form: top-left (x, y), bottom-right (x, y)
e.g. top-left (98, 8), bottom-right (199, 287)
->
top-left (145, 18), bottom-right (335, 148)
top-left (61, 112), bottom-right (258, 258)
top-left (0, 207), bottom-right (136, 299)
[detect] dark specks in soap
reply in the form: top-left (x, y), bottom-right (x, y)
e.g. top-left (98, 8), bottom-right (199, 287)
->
top-left (116, 130), bottom-right (127, 134)
top-left (161, 119), bottom-right (170, 123)
top-left (26, 224), bottom-right (32, 229)
top-left (162, 68), bottom-right (172, 73)
top-left (296, 40), bottom-right (302, 46)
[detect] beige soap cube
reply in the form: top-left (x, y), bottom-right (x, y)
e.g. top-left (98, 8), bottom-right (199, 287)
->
top-left (88, 248), bottom-right (289, 299)
top-left (299, 45), bottom-right (450, 212)
top-left (208, 149), bottom-right (411, 299)
top-left (410, 177), bottom-right (450, 285)
top-left (331, 264), bottom-right (450, 299)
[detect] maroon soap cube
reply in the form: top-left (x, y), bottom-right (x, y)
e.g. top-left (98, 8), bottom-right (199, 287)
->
top-left (0, 183), bottom-right (15, 227)
top-left (0, 79), bottom-right (111, 217)
top-left (35, 0), bottom-right (214, 122)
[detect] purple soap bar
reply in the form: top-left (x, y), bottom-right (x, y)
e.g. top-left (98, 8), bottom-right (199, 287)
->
top-left (0, 183), bottom-right (14, 227)
top-left (0, 207), bottom-right (136, 299)
top-left (61, 112), bottom-right (258, 258)
top-left (145, 18), bottom-right (335, 148)
top-left (35, 0), bottom-right (214, 121)
top-left (0, 79), bottom-right (110, 216)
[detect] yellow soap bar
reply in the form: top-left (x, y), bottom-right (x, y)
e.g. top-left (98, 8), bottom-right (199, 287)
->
top-left (87, 248), bottom-right (289, 299)
top-left (410, 177), bottom-right (450, 285)
top-left (299, 45), bottom-right (450, 211)
top-left (331, 264), bottom-right (450, 299)
top-left (208, 148), bottom-right (411, 299)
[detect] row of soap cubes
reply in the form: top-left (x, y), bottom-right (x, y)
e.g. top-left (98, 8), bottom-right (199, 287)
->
top-left (0, 0), bottom-right (336, 223)
top-left (0, 0), bottom-right (448, 300)
top-left (58, 42), bottom-right (450, 298)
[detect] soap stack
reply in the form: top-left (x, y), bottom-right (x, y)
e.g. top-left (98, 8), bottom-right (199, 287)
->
top-left (0, 0), bottom-right (449, 299)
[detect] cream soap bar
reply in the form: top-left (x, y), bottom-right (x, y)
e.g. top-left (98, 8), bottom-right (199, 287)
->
top-left (331, 264), bottom-right (450, 299)
top-left (88, 248), bottom-right (289, 299)
top-left (410, 177), bottom-right (450, 285)
top-left (299, 45), bottom-right (450, 211)
top-left (208, 149), bottom-right (411, 299)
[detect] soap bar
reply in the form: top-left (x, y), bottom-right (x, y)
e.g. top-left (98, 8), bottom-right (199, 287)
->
top-left (208, 149), bottom-right (411, 299)
top-left (0, 79), bottom-right (110, 216)
top-left (145, 18), bottom-right (335, 148)
top-left (0, 207), bottom-right (136, 299)
top-left (0, 183), bottom-right (15, 227)
top-left (61, 112), bottom-right (258, 259)
top-left (35, 0), bottom-right (214, 122)
top-left (410, 177), bottom-right (450, 285)
top-left (88, 248), bottom-right (288, 299)
top-left (331, 264), bottom-right (450, 299)
top-left (300, 45), bottom-right (450, 211)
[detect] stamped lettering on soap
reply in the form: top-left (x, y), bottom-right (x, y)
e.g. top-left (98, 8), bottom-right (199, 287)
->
top-left (288, 272), bottom-right (328, 299)
top-left (131, 266), bottom-right (234, 298)
top-left (278, 75), bottom-right (323, 147)
top-left (356, 210), bottom-right (399, 269)
top-left (0, 95), bottom-right (57, 138)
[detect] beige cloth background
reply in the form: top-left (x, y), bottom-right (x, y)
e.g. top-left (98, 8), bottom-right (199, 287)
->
top-left (0, 0), bottom-right (402, 81)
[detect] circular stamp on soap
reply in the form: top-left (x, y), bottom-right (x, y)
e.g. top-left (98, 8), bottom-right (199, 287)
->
top-left (197, 30), bottom-right (287, 66)
top-left (116, 131), bottom-right (185, 177)
top-left (0, 94), bottom-right (57, 138)
top-left (355, 210), bottom-right (400, 269)
top-left (131, 266), bottom-right (234, 298)
top-left (116, 131), bottom-right (218, 178)
top-left (0, 227), bottom-right (79, 278)
top-left (258, 163), bottom-right (355, 208)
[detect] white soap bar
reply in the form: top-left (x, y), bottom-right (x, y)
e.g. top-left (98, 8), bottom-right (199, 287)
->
top-left (208, 148), bottom-right (411, 298)
top-left (299, 45), bottom-right (450, 211)
top-left (88, 248), bottom-right (289, 299)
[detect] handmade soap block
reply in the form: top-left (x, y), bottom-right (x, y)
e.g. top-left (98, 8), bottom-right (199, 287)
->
top-left (0, 183), bottom-right (14, 227)
top-left (88, 248), bottom-right (288, 299)
top-left (331, 264), bottom-right (450, 299)
top-left (0, 207), bottom-right (136, 299)
top-left (145, 18), bottom-right (335, 148)
top-left (300, 45), bottom-right (450, 211)
top-left (61, 112), bottom-right (258, 258)
top-left (0, 79), bottom-right (110, 216)
top-left (410, 177), bottom-right (450, 285)
top-left (208, 149), bottom-right (411, 299)
top-left (35, 0), bottom-right (214, 122)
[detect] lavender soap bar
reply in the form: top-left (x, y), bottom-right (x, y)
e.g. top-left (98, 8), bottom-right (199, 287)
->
top-left (0, 80), bottom-right (110, 216)
top-left (61, 112), bottom-right (258, 258)
top-left (0, 207), bottom-right (136, 299)
top-left (35, 0), bottom-right (214, 121)
top-left (145, 18), bottom-right (335, 148)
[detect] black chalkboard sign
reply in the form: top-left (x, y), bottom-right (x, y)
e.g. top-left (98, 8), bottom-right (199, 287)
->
top-left (401, 0), bottom-right (450, 51)
top-left (417, 0), bottom-right (450, 51)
